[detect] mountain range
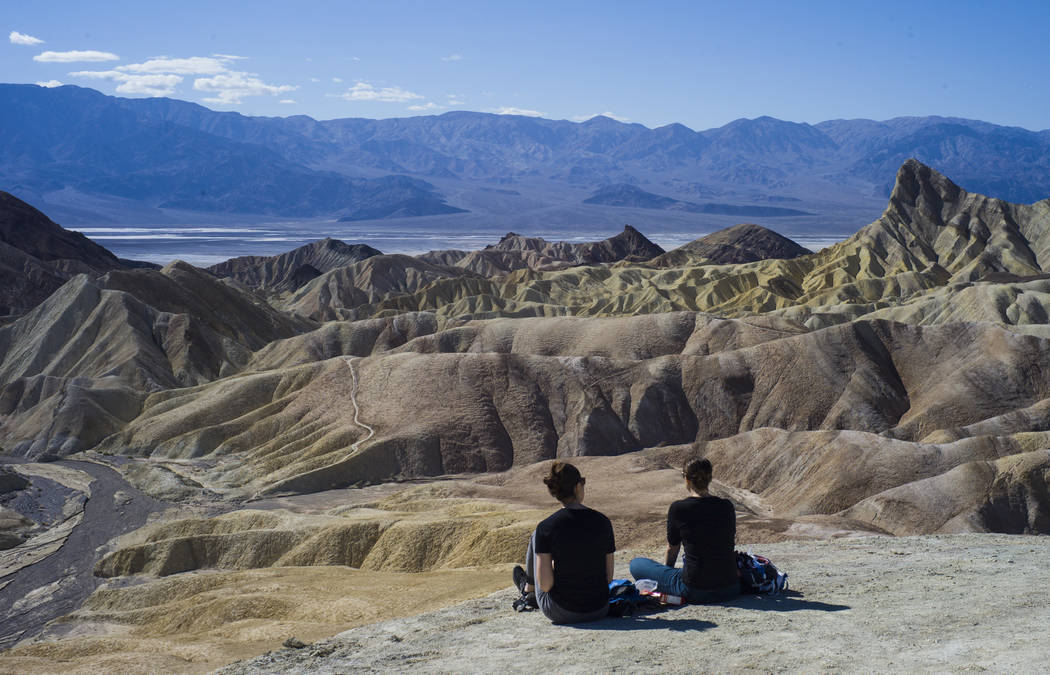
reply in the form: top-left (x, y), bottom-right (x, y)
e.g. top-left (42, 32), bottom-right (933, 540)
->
top-left (2, 84), bottom-right (1049, 229)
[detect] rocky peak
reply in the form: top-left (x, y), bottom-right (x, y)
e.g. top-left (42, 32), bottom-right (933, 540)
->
top-left (655, 223), bottom-right (809, 266)
top-left (595, 225), bottom-right (665, 260)
top-left (0, 191), bottom-right (120, 271)
top-left (886, 158), bottom-right (965, 222)
top-left (860, 159), bottom-right (1047, 281)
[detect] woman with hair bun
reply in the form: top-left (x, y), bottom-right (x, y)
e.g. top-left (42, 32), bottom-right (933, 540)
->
top-left (511, 461), bottom-right (615, 623)
top-left (629, 458), bottom-right (739, 603)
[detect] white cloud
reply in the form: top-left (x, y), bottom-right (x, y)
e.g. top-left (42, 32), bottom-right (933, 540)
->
top-left (339, 81), bottom-right (423, 103)
top-left (194, 72), bottom-right (297, 104)
top-left (442, 53), bottom-right (463, 62)
top-left (489, 106), bottom-right (545, 117)
top-left (10, 31), bottom-right (43, 45)
top-left (332, 77), bottom-right (343, 83)
top-left (572, 111), bottom-right (631, 123)
top-left (446, 94), bottom-right (465, 105)
top-left (310, 77), bottom-right (320, 82)
top-left (407, 102), bottom-right (442, 111)
top-left (36, 80), bottom-right (63, 88)
top-left (279, 99), bottom-right (297, 104)
top-left (118, 56), bottom-right (230, 75)
top-left (70, 52), bottom-right (296, 105)
top-left (34, 50), bottom-right (119, 63)
top-left (70, 70), bottom-right (182, 96)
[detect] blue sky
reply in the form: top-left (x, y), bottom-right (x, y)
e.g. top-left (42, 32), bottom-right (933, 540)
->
top-left (5, 0), bottom-right (1049, 130)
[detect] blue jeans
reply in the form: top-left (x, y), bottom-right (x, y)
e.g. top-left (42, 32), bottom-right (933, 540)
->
top-left (629, 557), bottom-right (740, 604)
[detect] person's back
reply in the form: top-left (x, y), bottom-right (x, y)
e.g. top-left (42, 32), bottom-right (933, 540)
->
top-left (535, 505), bottom-right (614, 613)
top-left (511, 461), bottom-right (615, 623)
top-left (629, 458), bottom-right (740, 604)
top-left (667, 494), bottom-right (736, 590)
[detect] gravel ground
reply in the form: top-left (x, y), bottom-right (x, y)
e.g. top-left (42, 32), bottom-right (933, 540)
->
top-left (218, 534), bottom-right (1050, 674)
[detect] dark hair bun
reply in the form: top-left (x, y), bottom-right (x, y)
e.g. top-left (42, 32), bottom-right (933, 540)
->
top-left (543, 461), bottom-right (582, 501)
top-left (684, 458), bottom-right (713, 491)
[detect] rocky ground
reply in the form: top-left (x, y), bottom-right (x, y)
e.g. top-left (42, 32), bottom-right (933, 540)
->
top-left (216, 534), bottom-right (1050, 675)
top-left (2, 452), bottom-right (1047, 674)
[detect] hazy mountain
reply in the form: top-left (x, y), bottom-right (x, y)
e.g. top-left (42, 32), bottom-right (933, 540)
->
top-left (3, 84), bottom-right (1049, 226)
top-left (817, 116), bottom-right (1050, 202)
top-left (0, 84), bottom-right (459, 218)
top-left (584, 183), bottom-right (810, 216)
top-left (335, 176), bottom-right (469, 221)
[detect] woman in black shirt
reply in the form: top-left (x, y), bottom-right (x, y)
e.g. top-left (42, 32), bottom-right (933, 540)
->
top-left (512, 461), bottom-right (615, 623)
top-left (629, 458), bottom-right (740, 603)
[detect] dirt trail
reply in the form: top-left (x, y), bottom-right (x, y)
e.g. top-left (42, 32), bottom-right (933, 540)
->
top-left (343, 357), bottom-right (375, 453)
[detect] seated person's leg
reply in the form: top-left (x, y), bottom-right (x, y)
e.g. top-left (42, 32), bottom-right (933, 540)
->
top-left (522, 531), bottom-right (537, 591)
top-left (629, 557), bottom-right (688, 598)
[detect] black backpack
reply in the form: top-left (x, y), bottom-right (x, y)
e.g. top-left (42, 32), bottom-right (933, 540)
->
top-left (737, 551), bottom-right (789, 595)
top-left (607, 579), bottom-right (641, 617)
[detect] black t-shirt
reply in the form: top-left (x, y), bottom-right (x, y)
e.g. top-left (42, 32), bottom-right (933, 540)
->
top-left (667, 495), bottom-right (737, 590)
top-left (534, 505), bottom-right (615, 613)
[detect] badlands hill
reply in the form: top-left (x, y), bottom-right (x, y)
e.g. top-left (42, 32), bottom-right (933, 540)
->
top-left (0, 191), bottom-right (125, 316)
top-left (2, 158), bottom-right (1050, 671)
top-left (418, 225), bottom-right (664, 278)
top-left (208, 238), bottom-right (383, 294)
top-left (649, 223), bottom-right (812, 266)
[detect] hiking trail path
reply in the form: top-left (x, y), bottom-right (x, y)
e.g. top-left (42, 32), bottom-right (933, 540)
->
top-left (343, 357), bottom-right (375, 454)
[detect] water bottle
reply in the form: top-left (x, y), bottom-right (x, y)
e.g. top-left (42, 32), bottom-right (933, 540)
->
top-left (635, 579), bottom-right (658, 594)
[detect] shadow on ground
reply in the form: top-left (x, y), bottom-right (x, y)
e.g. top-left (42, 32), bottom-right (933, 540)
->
top-left (569, 616), bottom-right (718, 632)
top-left (728, 590), bottom-right (850, 612)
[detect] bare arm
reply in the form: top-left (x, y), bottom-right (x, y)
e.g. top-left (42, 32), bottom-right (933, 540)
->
top-left (536, 552), bottom-right (554, 592)
top-left (606, 552), bottom-right (615, 583)
top-left (664, 544), bottom-right (680, 568)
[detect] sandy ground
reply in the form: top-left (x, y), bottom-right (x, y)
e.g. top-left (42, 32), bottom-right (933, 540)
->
top-left (217, 534), bottom-right (1050, 674)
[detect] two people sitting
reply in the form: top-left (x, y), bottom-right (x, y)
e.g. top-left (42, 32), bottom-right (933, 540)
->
top-left (514, 457), bottom-right (738, 624)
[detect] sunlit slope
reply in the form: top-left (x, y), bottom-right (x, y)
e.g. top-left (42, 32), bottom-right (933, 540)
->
top-left (95, 317), bottom-right (1050, 497)
top-left (0, 262), bottom-right (312, 456)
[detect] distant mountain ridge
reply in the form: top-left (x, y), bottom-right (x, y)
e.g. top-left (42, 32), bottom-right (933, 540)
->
top-left (2, 83), bottom-right (1050, 225)
top-left (584, 183), bottom-right (810, 216)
